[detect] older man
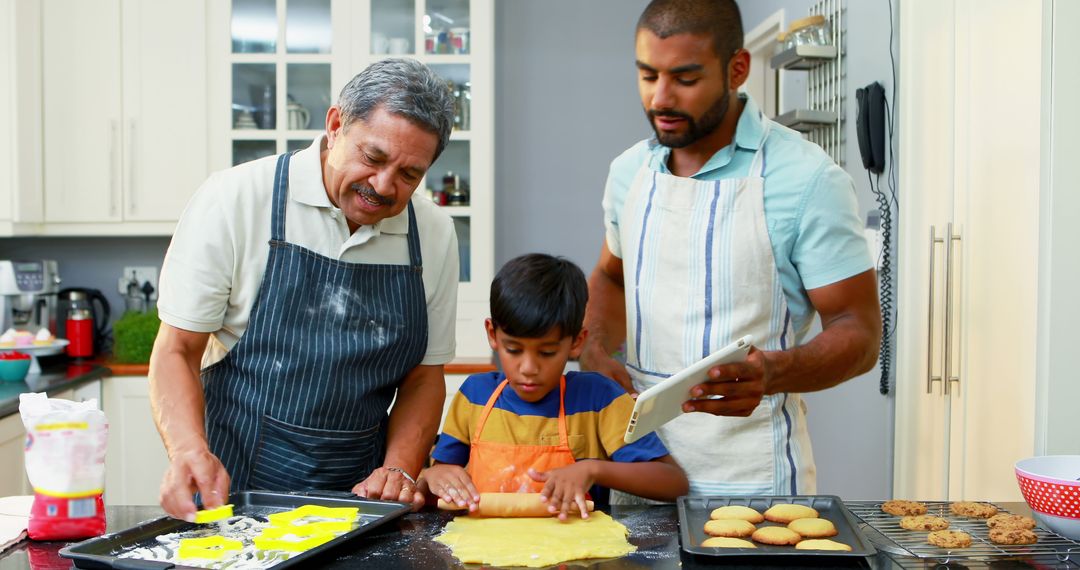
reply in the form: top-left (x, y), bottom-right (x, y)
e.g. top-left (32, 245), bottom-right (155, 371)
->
top-left (151, 59), bottom-right (459, 521)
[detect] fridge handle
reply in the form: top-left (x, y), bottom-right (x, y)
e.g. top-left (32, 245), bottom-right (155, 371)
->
top-left (944, 225), bottom-right (962, 396)
top-left (926, 225), bottom-right (943, 395)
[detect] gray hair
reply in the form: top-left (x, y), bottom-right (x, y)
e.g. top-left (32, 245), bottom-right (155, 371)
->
top-left (337, 58), bottom-right (455, 161)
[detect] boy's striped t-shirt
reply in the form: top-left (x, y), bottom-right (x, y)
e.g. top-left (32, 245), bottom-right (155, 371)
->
top-left (431, 370), bottom-right (669, 466)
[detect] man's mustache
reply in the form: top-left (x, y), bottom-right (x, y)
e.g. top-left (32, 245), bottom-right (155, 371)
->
top-left (350, 183), bottom-right (395, 206)
top-left (648, 109), bottom-right (694, 122)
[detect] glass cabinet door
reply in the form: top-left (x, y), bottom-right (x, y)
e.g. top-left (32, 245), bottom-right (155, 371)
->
top-left (371, 0), bottom-right (415, 55)
top-left (425, 0), bottom-right (470, 54)
top-left (230, 0), bottom-right (334, 165)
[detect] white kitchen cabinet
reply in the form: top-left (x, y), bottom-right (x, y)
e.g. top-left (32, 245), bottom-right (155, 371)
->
top-left (894, 0), bottom-right (1041, 502)
top-left (103, 376), bottom-right (169, 506)
top-left (41, 0), bottom-right (208, 232)
top-left (209, 0), bottom-right (495, 358)
top-left (0, 412), bottom-right (31, 497)
top-left (0, 0), bottom-right (44, 235)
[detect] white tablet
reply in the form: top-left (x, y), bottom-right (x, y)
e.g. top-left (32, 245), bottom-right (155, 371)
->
top-left (623, 335), bottom-right (753, 444)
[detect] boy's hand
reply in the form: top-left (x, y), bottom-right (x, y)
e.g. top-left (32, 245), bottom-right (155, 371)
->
top-left (420, 464), bottom-right (480, 511)
top-left (528, 463), bottom-right (596, 521)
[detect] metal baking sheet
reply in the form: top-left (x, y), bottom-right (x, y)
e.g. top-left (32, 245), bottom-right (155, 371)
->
top-left (60, 490), bottom-right (411, 569)
top-left (847, 500), bottom-right (1080, 562)
top-left (678, 495), bottom-right (877, 558)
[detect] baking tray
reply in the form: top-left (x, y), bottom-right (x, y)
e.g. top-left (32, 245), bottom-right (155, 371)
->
top-left (847, 500), bottom-right (1080, 563)
top-left (59, 490), bottom-right (411, 569)
top-left (678, 495), bottom-right (877, 559)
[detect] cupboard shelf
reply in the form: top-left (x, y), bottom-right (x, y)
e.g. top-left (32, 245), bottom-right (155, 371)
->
top-left (770, 44), bottom-right (838, 71)
top-left (774, 109), bottom-right (837, 132)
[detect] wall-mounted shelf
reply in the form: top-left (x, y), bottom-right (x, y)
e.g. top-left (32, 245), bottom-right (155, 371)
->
top-left (770, 44), bottom-right (838, 71)
top-left (774, 109), bottom-right (838, 132)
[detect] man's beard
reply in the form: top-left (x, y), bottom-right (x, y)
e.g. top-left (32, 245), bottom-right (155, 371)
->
top-left (646, 77), bottom-right (732, 149)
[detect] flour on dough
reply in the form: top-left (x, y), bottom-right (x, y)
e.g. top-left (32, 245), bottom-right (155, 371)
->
top-left (433, 511), bottom-right (637, 567)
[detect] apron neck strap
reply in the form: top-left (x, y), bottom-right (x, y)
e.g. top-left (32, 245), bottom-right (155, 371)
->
top-left (270, 152), bottom-right (294, 242)
top-left (472, 376), bottom-right (570, 448)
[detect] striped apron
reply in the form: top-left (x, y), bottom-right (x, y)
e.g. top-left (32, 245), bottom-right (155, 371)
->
top-left (614, 118), bottom-right (816, 501)
top-left (202, 152), bottom-right (428, 493)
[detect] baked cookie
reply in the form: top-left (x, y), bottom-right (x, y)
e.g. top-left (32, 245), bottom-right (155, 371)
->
top-left (763, 503), bottom-right (819, 524)
top-left (881, 500), bottom-right (928, 516)
top-left (950, 501), bottom-right (998, 518)
top-left (989, 527), bottom-right (1038, 545)
top-left (751, 526), bottom-right (802, 546)
top-left (709, 505), bottom-right (765, 524)
top-left (795, 539), bottom-right (853, 551)
top-left (927, 530), bottom-right (972, 549)
top-left (701, 536), bottom-right (756, 548)
top-left (899, 515), bottom-right (950, 531)
top-left (703, 519), bottom-right (756, 538)
top-left (986, 513), bottom-right (1037, 530)
top-left (788, 518), bottom-right (839, 538)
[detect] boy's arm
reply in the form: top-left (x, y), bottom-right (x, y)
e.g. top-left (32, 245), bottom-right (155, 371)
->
top-left (588, 455), bottom-right (688, 501)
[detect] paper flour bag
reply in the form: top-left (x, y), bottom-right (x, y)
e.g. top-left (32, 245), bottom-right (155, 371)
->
top-left (18, 392), bottom-right (108, 540)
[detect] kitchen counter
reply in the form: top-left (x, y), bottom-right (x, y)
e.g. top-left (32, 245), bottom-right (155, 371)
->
top-left (0, 355), bottom-right (109, 418)
top-left (1, 502), bottom-right (1076, 569)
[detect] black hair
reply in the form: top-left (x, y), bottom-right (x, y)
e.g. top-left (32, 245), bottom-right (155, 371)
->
top-left (637, 0), bottom-right (744, 65)
top-left (490, 253), bottom-right (588, 339)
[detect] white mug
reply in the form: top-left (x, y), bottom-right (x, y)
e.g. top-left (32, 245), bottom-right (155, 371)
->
top-left (388, 37), bottom-right (410, 55)
top-left (372, 33), bottom-right (389, 55)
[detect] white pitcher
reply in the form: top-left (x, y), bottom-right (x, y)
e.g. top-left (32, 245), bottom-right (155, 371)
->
top-left (287, 101), bottom-right (310, 130)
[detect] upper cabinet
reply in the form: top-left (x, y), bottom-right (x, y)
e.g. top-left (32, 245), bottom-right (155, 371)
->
top-left (208, 0), bottom-right (494, 358)
top-left (39, 0), bottom-right (208, 232)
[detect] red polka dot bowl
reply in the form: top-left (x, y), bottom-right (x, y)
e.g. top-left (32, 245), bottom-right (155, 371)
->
top-left (1015, 455), bottom-right (1080, 539)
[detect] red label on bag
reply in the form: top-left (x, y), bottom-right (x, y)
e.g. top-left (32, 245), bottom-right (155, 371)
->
top-left (27, 492), bottom-right (106, 541)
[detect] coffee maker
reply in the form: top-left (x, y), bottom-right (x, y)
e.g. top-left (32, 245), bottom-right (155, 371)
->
top-left (0, 260), bottom-right (61, 333)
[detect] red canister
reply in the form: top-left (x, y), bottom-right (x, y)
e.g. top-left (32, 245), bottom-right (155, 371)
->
top-left (66, 309), bottom-right (94, 358)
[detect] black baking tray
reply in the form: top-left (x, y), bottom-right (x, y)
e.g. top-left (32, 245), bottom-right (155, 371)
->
top-left (679, 495), bottom-right (877, 559)
top-left (59, 490), bottom-right (411, 569)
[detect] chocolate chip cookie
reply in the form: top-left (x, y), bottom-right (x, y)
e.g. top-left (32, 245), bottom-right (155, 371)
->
top-left (989, 528), bottom-right (1038, 545)
top-left (986, 513), bottom-right (1037, 530)
top-left (928, 530), bottom-right (972, 549)
top-left (899, 515), bottom-right (950, 531)
top-left (950, 501), bottom-right (998, 518)
top-left (881, 500), bottom-right (928, 516)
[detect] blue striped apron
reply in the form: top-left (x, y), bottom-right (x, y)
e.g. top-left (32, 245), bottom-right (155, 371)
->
top-left (614, 117), bottom-right (816, 501)
top-left (202, 152), bottom-right (428, 492)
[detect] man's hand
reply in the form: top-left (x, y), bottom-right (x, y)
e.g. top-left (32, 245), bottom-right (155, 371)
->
top-left (419, 464), bottom-right (480, 511)
top-left (578, 343), bottom-right (634, 397)
top-left (159, 446), bottom-right (230, 522)
top-left (684, 347), bottom-right (771, 417)
top-left (352, 467), bottom-right (424, 512)
top-left (529, 463), bottom-right (596, 521)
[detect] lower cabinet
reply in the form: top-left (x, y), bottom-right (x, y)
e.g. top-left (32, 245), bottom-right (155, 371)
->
top-left (103, 376), bottom-right (169, 506)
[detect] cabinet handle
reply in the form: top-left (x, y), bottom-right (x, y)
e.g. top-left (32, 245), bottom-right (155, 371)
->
top-left (926, 225), bottom-right (944, 394)
top-left (943, 224), bottom-right (962, 396)
top-left (128, 120), bottom-right (137, 215)
top-left (109, 120), bottom-right (119, 217)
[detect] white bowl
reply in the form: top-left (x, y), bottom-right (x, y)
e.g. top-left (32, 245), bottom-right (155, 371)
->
top-left (1015, 455), bottom-right (1080, 540)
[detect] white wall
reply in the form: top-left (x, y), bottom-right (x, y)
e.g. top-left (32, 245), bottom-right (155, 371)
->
top-left (1037, 0), bottom-right (1080, 456)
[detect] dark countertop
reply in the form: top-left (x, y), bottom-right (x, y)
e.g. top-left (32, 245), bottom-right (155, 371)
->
top-left (1, 502), bottom-right (1076, 570)
top-left (0, 354), bottom-right (110, 418)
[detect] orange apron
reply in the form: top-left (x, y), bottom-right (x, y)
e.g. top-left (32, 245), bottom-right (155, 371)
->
top-left (467, 376), bottom-right (577, 493)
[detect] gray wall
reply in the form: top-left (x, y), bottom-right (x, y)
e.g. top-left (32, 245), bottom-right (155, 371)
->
top-left (0, 237), bottom-right (170, 324)
top-left (496, 0), bottom-right (898, 499)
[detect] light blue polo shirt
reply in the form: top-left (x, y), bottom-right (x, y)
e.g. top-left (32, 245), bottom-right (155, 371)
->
top-left (602, 96), bottom-right (872, 342)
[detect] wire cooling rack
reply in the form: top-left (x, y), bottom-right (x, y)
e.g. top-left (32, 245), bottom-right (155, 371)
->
top-left (846, 501), bottom-right (1080, 564)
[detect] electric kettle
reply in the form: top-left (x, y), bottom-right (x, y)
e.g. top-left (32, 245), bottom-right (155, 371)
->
top-left (57, 288), bottom-right (111, 356)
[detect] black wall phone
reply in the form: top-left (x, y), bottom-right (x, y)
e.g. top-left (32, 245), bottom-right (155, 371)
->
top-left (856, 81), bottom-right (886, 174)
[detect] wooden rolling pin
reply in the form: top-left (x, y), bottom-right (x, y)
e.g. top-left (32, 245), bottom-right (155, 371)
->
top-left (436, 492), bottom-right (595, 517)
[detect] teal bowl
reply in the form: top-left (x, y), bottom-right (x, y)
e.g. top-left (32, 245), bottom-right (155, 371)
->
top-left (0, 358), bottom-right (31, 382)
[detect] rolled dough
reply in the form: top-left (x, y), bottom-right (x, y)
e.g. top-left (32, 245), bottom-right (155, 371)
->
top-left (434, 511), bottom-right (636, 567)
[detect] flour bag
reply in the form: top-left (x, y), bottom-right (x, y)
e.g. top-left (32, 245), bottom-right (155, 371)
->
top-left (18, 392), bottom-right (108, 540)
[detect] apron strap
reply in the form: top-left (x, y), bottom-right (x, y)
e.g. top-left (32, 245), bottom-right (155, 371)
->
top-left (270, 151), bottom-right (299, 243)
top-left (404, 200), bottom-right (423, 268)
top-left (473, 379), bottom-right (508, 443)
top-left (556, 375), bottom-right (569, 448)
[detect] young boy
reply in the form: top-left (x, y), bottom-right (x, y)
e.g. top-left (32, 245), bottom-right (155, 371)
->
top-left (421, 253), bottom-right (688, 520)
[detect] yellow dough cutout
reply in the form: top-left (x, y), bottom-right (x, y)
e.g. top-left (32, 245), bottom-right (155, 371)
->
top-left (434, 511), bottom-right (636, 567)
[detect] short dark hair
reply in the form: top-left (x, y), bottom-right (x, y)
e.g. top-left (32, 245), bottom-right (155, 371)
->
top-left (637, 0), bottom-right (744, 64)
top-left (490, 254), bottom-right (588, 339)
